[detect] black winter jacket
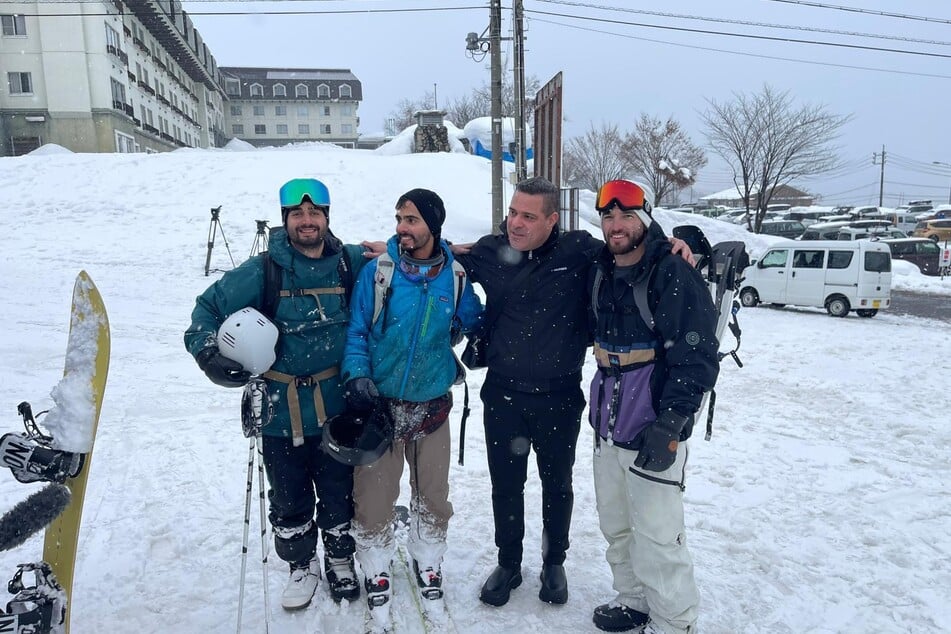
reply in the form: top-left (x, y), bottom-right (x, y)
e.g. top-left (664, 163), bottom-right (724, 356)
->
top-left (457, 223), bottom-right (602, 393)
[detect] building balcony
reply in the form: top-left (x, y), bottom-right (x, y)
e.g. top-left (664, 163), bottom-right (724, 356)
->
top-left (143, 123), bottom-right (159, 135)
top-left (156, 94), bottom-right (170, 106)
top-left (112, 99), bottom-right (124, 111)
top-left (128, 71), bottom-right (136, 83)
top-left (124, 103), bottom-right (135, 117)
top-left (138, 82), bottom-right (155, 96)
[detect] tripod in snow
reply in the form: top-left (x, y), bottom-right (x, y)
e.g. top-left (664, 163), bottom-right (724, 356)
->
top-left (248, 220), bottom-right (269, 258)
top-left (204, 205), bottom-right (236, 277)
top-left (236, 379), bottom-right (273, 634)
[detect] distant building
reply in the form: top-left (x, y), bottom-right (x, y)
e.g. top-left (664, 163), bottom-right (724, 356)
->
top-left (701, 183), bottom-right (814, 208)
top-left (221, 67), bottom-right (362, 148)
top-left (0, 0), bottom-right (227, 156)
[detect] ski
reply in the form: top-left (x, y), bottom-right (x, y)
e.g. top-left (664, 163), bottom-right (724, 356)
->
top-left (0, 271), bottom-right (110, 634)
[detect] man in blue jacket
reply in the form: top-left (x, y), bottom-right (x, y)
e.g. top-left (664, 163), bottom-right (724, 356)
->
top-left (341, 189), bottom-right (483, 626)
top-left (588, 180), bottom-right (719, 634)
top-left (185, 178), bottom-right (368, 610)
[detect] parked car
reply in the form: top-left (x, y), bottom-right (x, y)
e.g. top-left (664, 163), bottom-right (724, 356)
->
top-left (880, 238), bottom-right (943, 275)
top-left (882, 210), bottom-right (923, 234)
top-left (785, 210), bottom-right (829, 226)
top-left (740, 240), bottom-right (891, 317)
top-left (835, 227), bottom-right (906, 241)
top-left (757, 220), bottom-right (806, 238)
top-left (800, 221), bottom-right (852, 240)
top-left (912, 219), bottom-right (951, 242)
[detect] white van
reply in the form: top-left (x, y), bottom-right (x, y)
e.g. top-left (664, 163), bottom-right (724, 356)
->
top-left (740, 240), bottom-right (892, 317)
top-left (883, 211), bottom-right (922, 234)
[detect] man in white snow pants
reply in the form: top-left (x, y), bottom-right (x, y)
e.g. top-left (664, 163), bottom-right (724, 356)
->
top-left (588, 180), bottom-right (719, 634)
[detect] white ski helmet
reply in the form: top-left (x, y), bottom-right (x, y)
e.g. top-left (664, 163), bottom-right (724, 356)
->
top-left (216, 307), bottom-right (279, 375)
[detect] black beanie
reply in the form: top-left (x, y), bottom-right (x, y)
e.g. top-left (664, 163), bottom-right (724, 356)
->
top-left (396, 189), bottom-right (446, 238)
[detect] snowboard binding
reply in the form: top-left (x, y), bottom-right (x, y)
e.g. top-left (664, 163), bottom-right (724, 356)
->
top-left (0, 562), bottom-right (66, 634)
top-left (0, 402), bottom-right (84, 484)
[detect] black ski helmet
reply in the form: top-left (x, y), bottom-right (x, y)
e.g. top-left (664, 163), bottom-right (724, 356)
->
top-left (321, 407), bottom-right (392, 466)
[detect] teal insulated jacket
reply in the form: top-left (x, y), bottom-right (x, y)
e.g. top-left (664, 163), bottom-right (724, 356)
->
top-left (184, 228), bottom-right (368, 438)
top-left (341, 237), bottom-right (484, 402)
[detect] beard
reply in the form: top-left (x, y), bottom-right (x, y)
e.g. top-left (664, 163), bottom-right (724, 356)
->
top-left (606, 228), bottom-right (645, 255)
top-left (289, 225), bottom-right (324, 249)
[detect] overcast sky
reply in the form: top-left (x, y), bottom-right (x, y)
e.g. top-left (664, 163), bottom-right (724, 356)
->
top-left (182, 0), bottom-right (951, 207)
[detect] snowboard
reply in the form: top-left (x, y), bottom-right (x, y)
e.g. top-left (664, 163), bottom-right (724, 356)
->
top-left (43, 270), bottom-right (110, 633)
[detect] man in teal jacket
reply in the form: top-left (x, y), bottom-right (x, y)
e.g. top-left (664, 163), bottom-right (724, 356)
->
top-left (341, 189), bottom-right (483, 625)
top-left (184, 178), bottom-right (368, 610)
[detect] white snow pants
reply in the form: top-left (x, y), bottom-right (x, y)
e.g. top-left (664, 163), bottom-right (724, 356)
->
top-left (593, 437), bottom-right (699, 634)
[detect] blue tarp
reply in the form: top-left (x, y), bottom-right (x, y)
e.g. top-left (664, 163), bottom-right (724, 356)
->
top-left (471, 139), bottom-right (534, 163)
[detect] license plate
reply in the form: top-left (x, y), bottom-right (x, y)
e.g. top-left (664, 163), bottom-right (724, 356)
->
top-left (873, 300), bottom-right (881, 308)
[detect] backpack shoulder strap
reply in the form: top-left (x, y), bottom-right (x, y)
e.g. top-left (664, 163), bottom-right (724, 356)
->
top-left (261, 251), bottom-right (283, 320)
top-left (337, 247), bottom-right (355, 305)
top-left (450, 259), bottom-right (466, 317)
top-left (372, 253), bottom-right (395, 326)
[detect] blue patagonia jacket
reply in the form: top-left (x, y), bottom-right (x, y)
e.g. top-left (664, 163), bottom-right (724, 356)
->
top-left (342, 237), bottom-right (484, 402)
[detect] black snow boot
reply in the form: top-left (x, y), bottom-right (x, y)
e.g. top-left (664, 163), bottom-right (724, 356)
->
top-left (324, 555), bottom-right (360, 603)
top-left (479, 565), bottom-right (522, 606)
top-left (538, 564), bottom-right (568, 604)
top-left (592, 602), bottom-right (650, 632)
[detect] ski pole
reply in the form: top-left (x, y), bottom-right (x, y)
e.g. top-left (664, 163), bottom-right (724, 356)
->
top-left (256, 433), bottom-right (271, 634)
top-left (236, 436), bottom-right (255, 634)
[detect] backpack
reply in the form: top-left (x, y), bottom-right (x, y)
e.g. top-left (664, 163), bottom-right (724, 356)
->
top-left (591, 227), bottom-right (748, 440)
top-left (259, 248), bottom-right (354, 321)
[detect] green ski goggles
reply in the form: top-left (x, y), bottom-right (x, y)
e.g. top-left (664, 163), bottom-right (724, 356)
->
top-left (279, 178), bottom-right (330, 209)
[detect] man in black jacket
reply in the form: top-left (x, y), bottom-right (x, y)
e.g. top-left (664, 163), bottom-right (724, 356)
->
top-left (588, 179), bottom-right (718, 634)
top-left (455, 177), bottom-right (691, 608)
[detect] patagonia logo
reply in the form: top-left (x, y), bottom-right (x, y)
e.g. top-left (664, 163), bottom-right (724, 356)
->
top-left (551, 266), bottom-right (568, 272)
top-left (437, 295), bottom-right (450, 303)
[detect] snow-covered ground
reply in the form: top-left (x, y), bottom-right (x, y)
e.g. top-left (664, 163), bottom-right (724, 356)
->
top-left (1, 143), bottom-right (949, 633)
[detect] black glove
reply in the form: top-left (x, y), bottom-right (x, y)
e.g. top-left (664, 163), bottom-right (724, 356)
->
top-left (450, 317), bottom-right (464, 346)
top-left (633, 411), bottom-right (688, 473)
top-left (196, 347), bottom-right (251, 388)
top-left (345, 377), bottom-right (379, 411)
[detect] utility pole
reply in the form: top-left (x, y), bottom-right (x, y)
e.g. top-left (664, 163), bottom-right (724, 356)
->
top-left (512, 0), bottom-right (527, 183)
top-left (489, 0), bottom-right (504, 230)
top-left (874, 145), bottom-right (886, 206)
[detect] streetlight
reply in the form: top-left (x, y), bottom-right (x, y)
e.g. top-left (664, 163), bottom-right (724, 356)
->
top-left (932, 161), bottom-right (951, 204)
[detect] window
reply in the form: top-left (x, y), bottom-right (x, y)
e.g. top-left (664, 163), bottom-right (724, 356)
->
top-left (918, 242), bottom-right (939, 255)
top-left (7, 72), bottom-right (32, 94)
top-left (341, 124), bottom-right (353, 134)
top-left (273, 83), bottom-right (286, 97)
top-left (275, 105), bottom-right (286, 116)
top-left (1, 14), bottom-right (26, 36)
top-left (320, 124), bottom-right (331, 135)
top-left (864, 251), bottom-right (891, 273)
top-left (792, 250), bottom-right (823, 269)
top-left (105, 24), bottom-right (121, 53)
top-left (322, 106), bottom-right (331, 116)
top-left (253, 105), bottom-right (265, 116)
top-left (317, 84), bottom-right (330, 98)
top-left (759, 249), bottom-right (787, 269)
top-left (110, 78), bottom-right (126, 107)
top-left (254, 124), bottom-right (266, 135)
top-left (338, 84), bottom-right (352, 98)
top-left (115, 131), bottom-right (136, 153)
top-left (297, 105), bottom-right (309, 116)
top-left (250, 83), bottom-right (263, 97)
top-left (340, 105), bottom-right (353, 116)
top-left (232, 124), bottom-right (244, 135)
top-left (298, 124), bottom-right (310, 134)
top-left (828, 251), bottom-right (853, 269)
top-left (276, 124), bottom-right (288, 135)
top-left (295, 84), bottom-right (308, 98)
top-left (230, 105), bottom-right (242, 116)
top-left (225, 78), bottom-right (240, 96)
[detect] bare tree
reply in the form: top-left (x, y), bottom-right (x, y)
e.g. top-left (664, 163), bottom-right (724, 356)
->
top-left (384, 92), bottom-right (435, 135)
top-left (703, 84), bottom-right (850, 232)
top-left (620, 114), bottom-right (706, 206)
top-left (562, 122), bottom-right (626, 191)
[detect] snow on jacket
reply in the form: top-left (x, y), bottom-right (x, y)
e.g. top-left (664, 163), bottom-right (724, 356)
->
top-left (184, 228), bottom-right (368, 438)
top-left (456, 222), bottom-right (602, 393)
top-left (342, 237), bottom-right (484, 402)
top-left (587, 235), bottom-right (720, 448)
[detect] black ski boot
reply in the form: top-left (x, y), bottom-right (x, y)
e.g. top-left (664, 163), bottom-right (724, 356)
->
top-left (592, 602), bottom-right (649, 632)
top-left (324, 555), bottom-right (360, 603)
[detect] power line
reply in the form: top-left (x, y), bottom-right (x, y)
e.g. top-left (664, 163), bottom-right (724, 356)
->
top-left (535, 0), bottom-right (951, 48)
top-left (525, 8), bottom-right (951, 60)
top-left (530, 17), bottom-right (951, 80)
top-left (761, 0), bottom-right (951, 26)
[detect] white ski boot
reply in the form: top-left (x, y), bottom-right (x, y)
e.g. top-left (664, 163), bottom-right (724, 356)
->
top-left (281, 559), bottom-right (320, 610)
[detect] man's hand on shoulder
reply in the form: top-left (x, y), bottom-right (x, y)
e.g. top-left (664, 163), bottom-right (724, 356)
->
top-left (668, 237), bottom-right (695, 266)
top-left (360, 240), bottom-right (386, 259)
top-left (450, 242), bottom-right (474, 256)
